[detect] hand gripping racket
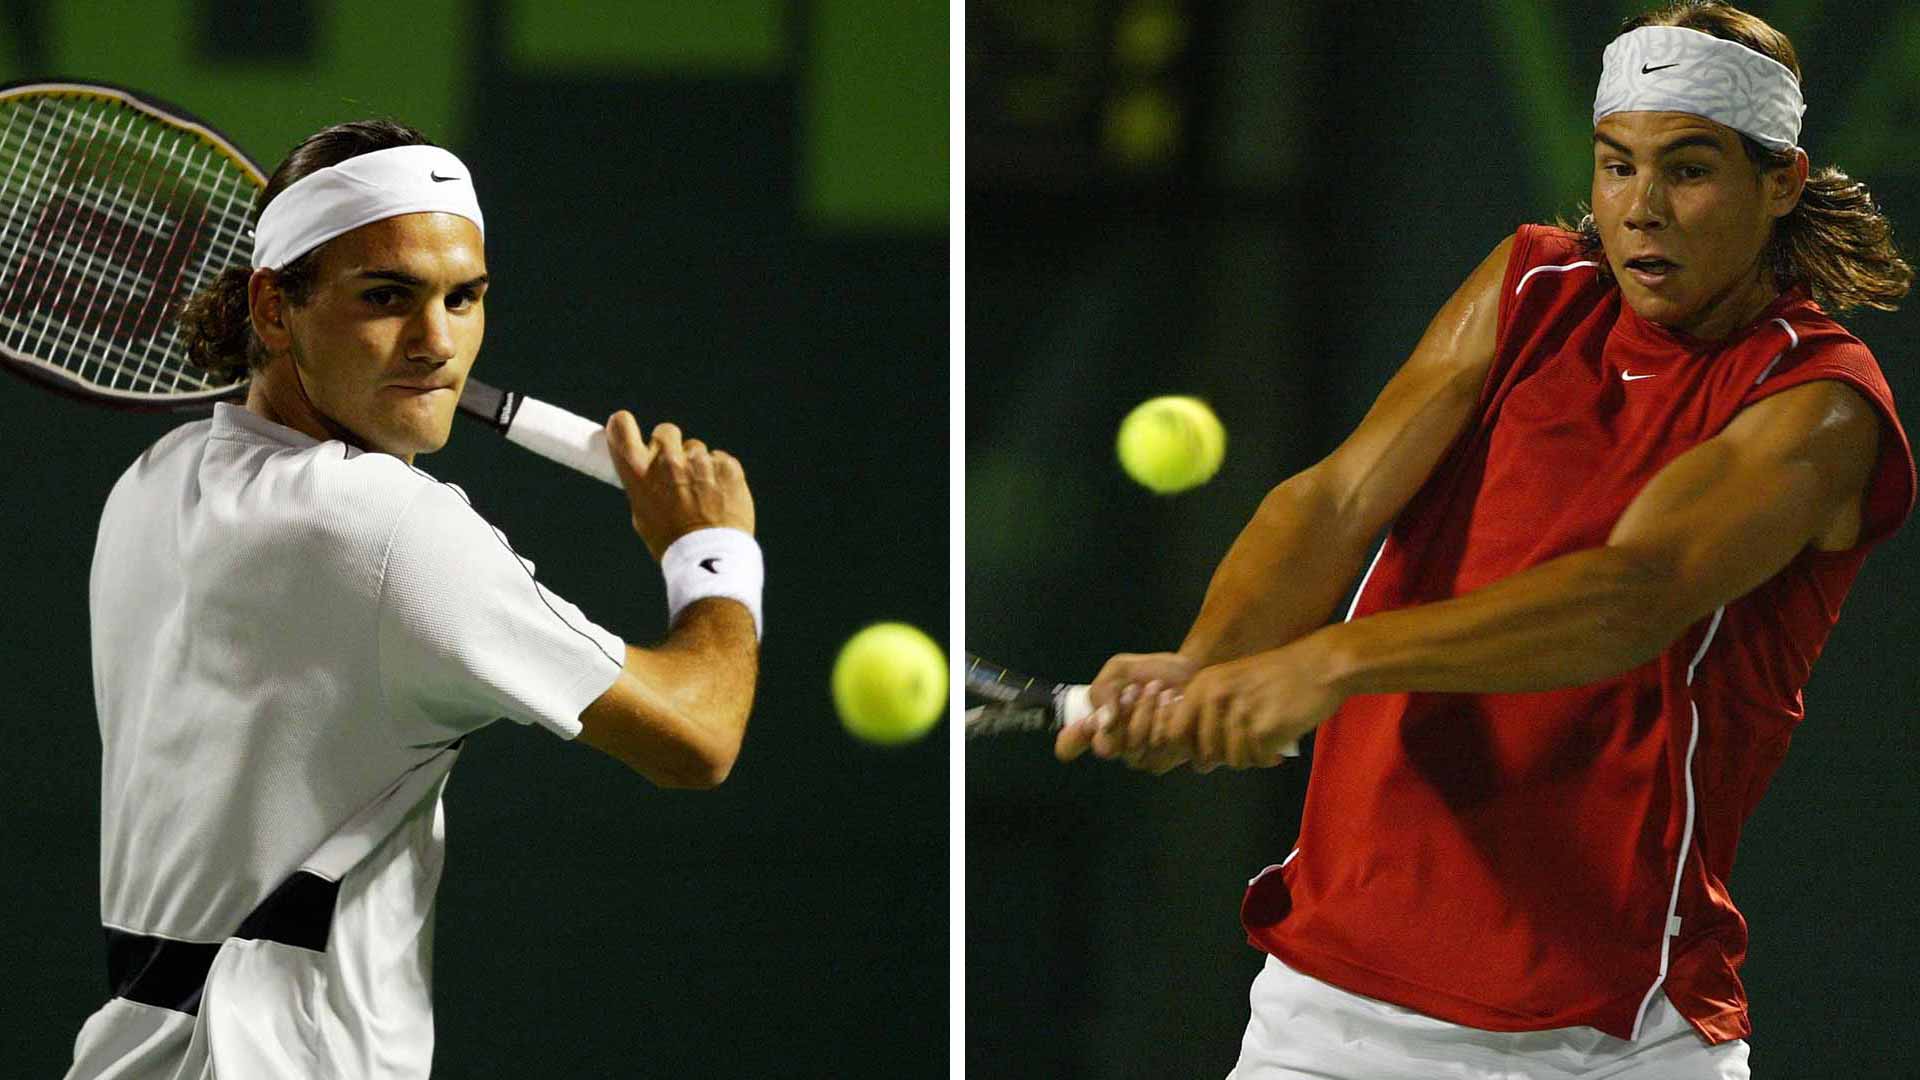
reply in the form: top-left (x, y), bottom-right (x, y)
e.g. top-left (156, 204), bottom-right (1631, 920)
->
top-left (965, 653), bottom-right (1301, 757)
top-left (0, 79), bottom-right (620, 487)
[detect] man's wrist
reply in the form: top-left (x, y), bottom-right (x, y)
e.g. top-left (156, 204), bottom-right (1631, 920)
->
top-left (1302, 621), bottom-right (1370, 700)
top-left (661, 528), bottom-right (764, 640)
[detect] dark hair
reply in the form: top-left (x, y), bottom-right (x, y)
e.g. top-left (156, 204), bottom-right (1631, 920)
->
top-left (1560, 1), bottom-right (1911, 314)
top-left (175, 120), bottom-right (434, 381)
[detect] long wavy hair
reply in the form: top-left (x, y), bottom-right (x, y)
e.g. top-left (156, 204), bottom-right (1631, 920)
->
top-left (1560, 1), bottom-right (1910, 314)
top-left (174, 120), bottom-right (434, 382)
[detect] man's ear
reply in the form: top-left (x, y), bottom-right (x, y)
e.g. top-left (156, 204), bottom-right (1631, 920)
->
top-left (1766, 147), bottom-right (1810, 222)
top-left (246, 269), bottom-right (291, 353)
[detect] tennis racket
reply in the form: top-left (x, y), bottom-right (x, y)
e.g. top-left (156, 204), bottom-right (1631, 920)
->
top-left (0, 78), bottom-right (620, 488)
top-left (964, 654), bottom-right (1094, 738)
top-left (965, 652), bottom-right (1302, 757)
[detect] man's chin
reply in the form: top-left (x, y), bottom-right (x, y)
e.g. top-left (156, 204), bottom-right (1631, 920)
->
top-left (364, 419), bottom-right (453, 461)
top-left (398, 426), bottom-right (453, 458)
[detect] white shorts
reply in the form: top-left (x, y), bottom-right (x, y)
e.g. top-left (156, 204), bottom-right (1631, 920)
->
top-left (1225, 955), bottom-right (1751, 1080)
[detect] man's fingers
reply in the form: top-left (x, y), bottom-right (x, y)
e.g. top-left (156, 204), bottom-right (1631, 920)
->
top-left (648, 421), bottom-right (686, 466)
top-left (1088, 671), bottom-right (1131, 712)
top-left (1184, 696), bottom-right (1216, 768)
top-left (1222, 701), bottom-right (1252, 769)
top-left (606, 412), bottom-right (652, 477)
top-left (1151, 753), bottom-right (1186, 776)
top-left (1152, 688), bottom-right (1183, 749)
top-left (685, 443), bottom-right (716, 481)
top-left (1122, 680), bottom-right (1162, 756)
top-left (1054, 717), bottom-right (1096, 762)
top-left (1089, 699), bottom-right (1129, 759)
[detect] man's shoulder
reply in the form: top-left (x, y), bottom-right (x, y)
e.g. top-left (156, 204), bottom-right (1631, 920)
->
top-left (304, 451), bottom-right (495, 555)
top-left (1510, 224), bottom-right (1603, 278)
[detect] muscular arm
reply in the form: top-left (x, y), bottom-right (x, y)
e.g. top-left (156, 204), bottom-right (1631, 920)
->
top-left (1138, 378), bottom-right (1882, 769)
top-left (576, 599), bottom-right (758, 788)
top-left (1178, 237), bottom-right (1513, 666)
top-left (1312, 379), bottom-right (1881, 697)
top-left (1066, 237), bottom-right (1512, 762)
top-left (572, 412), bottom-right (760, 787)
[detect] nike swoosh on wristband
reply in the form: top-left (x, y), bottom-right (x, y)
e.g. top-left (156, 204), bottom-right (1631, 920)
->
top-left (1641, 62), bottom-right (1680, 74)
top-left (1621, 371), bottom-right (1659, 381)
top-left (699, 557), bottom-right (723, 573)
top-left (429, 171), bottom-right (460, 182)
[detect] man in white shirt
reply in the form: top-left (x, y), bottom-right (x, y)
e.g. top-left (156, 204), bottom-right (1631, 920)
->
top-left (67, 120), bottom-right (762, 1078)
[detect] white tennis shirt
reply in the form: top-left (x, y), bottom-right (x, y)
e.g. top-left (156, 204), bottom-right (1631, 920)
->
top-left (66, 404), bottom-right (625, 1079)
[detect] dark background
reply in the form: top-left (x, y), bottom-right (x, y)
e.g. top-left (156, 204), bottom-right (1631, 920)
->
top-left (0, 1), bottom-right (948, 1076)
top-left (968, 2), bottom-right (1916, 1077)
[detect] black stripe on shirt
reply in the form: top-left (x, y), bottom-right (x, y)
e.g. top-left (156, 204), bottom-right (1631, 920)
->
top-left (105, 869), bottom-right (340, 1015)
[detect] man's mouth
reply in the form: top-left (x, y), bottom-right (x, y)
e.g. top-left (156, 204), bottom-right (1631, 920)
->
top-left (1623, 256), bottom-right (1679, 287)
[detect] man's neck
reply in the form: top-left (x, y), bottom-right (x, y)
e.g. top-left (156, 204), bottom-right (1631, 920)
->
top-left (244, 361), bottom-right (402, 462)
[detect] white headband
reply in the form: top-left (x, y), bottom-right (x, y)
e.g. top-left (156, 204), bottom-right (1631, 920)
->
top-left (1593, 26), bottom-right (1805, 152)
top-left (250, 145), bottom-right (485, 270)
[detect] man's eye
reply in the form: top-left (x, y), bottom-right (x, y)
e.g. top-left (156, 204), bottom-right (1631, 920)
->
top-left (448, 290), bottom-right (478, 310)
top-left (363, 288), bottom-right (404, 306)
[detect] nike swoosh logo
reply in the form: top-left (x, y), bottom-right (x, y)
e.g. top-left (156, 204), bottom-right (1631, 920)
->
top-left (1641, 63), bottom-right (1679, 74)
top-left (1621, 371), bottom-right (1659, 382)
top-left (429, 171), bottom-right (460, 182)
top-left (699, 557), bottom-right (723, 573)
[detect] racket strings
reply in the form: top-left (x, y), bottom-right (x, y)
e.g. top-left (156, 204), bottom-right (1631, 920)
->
top-left (82, 98), bottom-right (255, 390)
top-left (0, 96), bottom-right (206, 392)
top-left (0, 91), bottom-right (256, 397)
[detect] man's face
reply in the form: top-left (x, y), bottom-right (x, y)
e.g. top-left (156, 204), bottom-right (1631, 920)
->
top-left (281, 212), bottom-right (487, 459)
top-left (1590, 111), bottom-right (1795, 340)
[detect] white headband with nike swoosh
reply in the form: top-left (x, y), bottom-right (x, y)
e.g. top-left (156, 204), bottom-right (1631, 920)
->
top-left (251, 145), bottom-right (485, 270)
top-left (1593, 26), bottom-right (1805, 152)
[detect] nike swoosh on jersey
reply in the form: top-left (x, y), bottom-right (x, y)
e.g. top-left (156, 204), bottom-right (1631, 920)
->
top-left (1621, 371), bottom-right (1659, 381)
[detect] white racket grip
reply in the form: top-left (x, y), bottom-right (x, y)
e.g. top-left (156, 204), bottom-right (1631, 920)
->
top-left (1064, 682), bottom-right (1301, 758)
top-left (1059, 684), bottom-right (1094, 726)
top-left (503, 396), bottom-right (623, 489)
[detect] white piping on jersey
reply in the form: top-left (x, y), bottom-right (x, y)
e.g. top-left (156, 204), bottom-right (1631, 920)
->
top-left (1248, 546), bottom-right (1386, 896)
top-left (1630, 604), bottom-right (1725, 1041)
top-left (1753, 318), bottom-right (1801, 386)
top-left (1345, 539), bottom-right (1390, 622)
top-left (1513, 261), bottom-right (1601, 296)
top-left (1246, 853), bottom-right (1297, 888)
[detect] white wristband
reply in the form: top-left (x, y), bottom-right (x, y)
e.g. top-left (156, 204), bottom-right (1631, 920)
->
top-left (661, 528), bottom-right (764, 640)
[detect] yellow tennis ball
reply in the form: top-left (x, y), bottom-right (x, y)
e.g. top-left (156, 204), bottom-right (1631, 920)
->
top-left (832, 622), bottom-right (948, 745)
top-left (1116, 395), bottom-right (1226, 494)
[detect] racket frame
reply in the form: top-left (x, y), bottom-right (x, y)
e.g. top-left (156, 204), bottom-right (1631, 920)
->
top-left (0, 77), bottom-right (264, 409)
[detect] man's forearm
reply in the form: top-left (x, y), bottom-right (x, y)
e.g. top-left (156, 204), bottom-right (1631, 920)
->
top-left (598, 598), bottom-right (757, 787)
top-left (643, 598), bottom-right (758, 737)
top-left (1309, 544), bottom-right (1687, 698)
top-left (1180, 472), bottom-right (1381, 666)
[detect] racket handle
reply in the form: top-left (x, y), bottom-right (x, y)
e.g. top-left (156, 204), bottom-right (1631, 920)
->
top-left (1059, 684), bottom-right (1093, 726)
top-left (502, 395), bottom-right (623, 489)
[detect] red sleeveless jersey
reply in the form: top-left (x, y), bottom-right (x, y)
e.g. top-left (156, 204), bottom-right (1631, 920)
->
top-left (1242, 225), bottom-right (1914, 1044)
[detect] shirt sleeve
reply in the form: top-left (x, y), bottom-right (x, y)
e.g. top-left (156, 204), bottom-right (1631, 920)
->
top-left (376, 481), bottom-right (626, 744)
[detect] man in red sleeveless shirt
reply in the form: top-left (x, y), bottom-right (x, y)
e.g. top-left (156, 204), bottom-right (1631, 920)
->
top-left (1056, 5), bottom-right (1913, 1078)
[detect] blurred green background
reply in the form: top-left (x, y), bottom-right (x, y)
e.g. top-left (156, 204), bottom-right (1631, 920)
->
top-left (967, 1), bottom-right (1916, 1077)
top-left (0, 1), bottom-right (947, 1076)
